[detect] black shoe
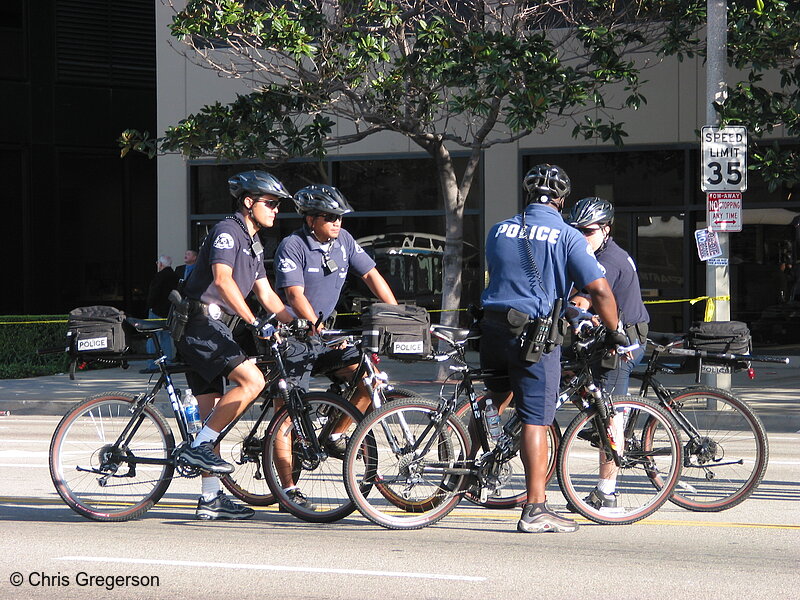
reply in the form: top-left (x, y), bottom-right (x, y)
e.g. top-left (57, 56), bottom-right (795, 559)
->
top-left (517, 503), bottom-right (579, 533)
top-left (577, 427), bottom-right (601, 448)
top-left (179, 442), bottom-right (234, 475)
top-left (279, 488), bottom-right (317, 512)
top-left (324, 436), bottom-right (348, 460)
top-left (196, 491), bottom-right (255, 520)
top-left (566, 487), bottom-right (619, 512)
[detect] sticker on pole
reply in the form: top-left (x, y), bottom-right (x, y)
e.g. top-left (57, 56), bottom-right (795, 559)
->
top-left (695, 228), bottom-right (722, 261)
top-left (707, 191), bottom-right (742, 232)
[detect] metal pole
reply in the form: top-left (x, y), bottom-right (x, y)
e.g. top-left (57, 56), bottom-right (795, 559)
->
top-left (705, 0), bottom-right (730, 392)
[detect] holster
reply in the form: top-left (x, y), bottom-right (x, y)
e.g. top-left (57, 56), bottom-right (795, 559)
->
top-left (166, 290), bottom-right (190, 342)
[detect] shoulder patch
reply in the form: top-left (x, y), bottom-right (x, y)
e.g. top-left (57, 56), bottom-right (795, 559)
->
top-left (213, 233), bottom-right (235, 250)
top-left (278, 258), bottom-right (298, 273)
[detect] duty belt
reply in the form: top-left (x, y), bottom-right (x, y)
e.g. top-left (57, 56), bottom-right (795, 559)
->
top-left (189, 300), bottom-right (239, 329)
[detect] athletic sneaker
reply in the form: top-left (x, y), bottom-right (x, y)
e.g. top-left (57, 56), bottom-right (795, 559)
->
top-left (195, 491), bottom-right (255, 520)
top-left (324, 436), bottom-right (348, 460)
top-left (517, 503), bottom-right (579, 533)
top-left (279, 488), bottom-right (318, 512)
top-left (566, 487), bottom-right (619, 513)
top-left (179, 441), bottom-right (234, 475)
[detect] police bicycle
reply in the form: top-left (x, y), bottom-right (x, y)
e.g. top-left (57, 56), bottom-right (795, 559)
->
top-left (48, 316), bottom-right (361, 522)
top-left (341, 319), bottom-right (684, 529)
top-left (634, 332), bottom-right (789, 512)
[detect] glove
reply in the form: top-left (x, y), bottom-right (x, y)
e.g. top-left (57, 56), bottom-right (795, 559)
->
top-left (604, 328), bottom-right (631, 350)
top-left (247, 316), bottom-right (277, 339)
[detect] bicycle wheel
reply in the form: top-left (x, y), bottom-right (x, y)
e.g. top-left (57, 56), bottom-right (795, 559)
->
top-left (556, 395), bottom-right (682, 525)
top-left (49, 392), bottom-right (175, 522)
top-left (455, 398), bottom-right (561, 509)
top-left (643, 386), bottom-right (768, 512)
top-left (220, 395), bottom-right (276, 506)
top-left (343, 397), bottom-right (472, 530)
top-left (262, 392), bottom-right (362, 523)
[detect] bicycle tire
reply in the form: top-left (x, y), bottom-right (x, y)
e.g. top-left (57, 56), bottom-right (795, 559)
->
top-left (556, 395), bottom-right (683, 525)
top-left (220, 395), bottom-right (277, 506)
top-left (262, 392), bottom-right (363, 523)
top-left (343, 397), bottom-right (472, 530)
top-left (455, 397), bottom-right (560, 509)
top-left (642, 386), bottom-right (768, 512)
top-left (49, 392), bottom-right (175, 522)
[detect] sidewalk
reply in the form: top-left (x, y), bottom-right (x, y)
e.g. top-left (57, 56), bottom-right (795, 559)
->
top-left (1, 353), bottom-right (798, 433)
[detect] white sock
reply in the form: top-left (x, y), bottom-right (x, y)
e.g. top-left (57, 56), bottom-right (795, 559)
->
top-left (329, 433), bottom-right (343, 441)
top-left (191, 426), bottom-right (221, 448)
top-left (597, 478), bottom-right (616, 495)
top-left (201, 477), bottom-right (222, 502)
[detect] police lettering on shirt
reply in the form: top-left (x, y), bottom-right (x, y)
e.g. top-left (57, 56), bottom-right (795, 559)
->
top-left (494, 223), bottom-right (562, 245)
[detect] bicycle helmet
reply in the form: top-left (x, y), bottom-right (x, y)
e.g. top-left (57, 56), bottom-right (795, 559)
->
top-left (228, 170), bottom-right (291, 201)
top-left (523, 164), bottom-right (571, 202)
top-left (567, 197), bottom-right (615, 227)
top-left (293, 184), bottom-right (354, 216)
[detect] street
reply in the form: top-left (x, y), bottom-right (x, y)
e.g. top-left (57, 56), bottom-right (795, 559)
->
top-left (0, 415), bottom-right (798, 600)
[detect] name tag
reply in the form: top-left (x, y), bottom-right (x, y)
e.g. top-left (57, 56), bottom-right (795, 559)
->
top-left (308, 268), bottom-right (320, 273)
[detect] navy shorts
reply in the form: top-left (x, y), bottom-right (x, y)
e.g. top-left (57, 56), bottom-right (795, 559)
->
top-left (479, 319), bottom-right (560, 426)
top-left (176, 314), bottom-right (247, 396)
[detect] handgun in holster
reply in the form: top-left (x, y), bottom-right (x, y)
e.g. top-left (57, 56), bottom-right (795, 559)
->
top-left (167, 289), bottom-right (190, 342)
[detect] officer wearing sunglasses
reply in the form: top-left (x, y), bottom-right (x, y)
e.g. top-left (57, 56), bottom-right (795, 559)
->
top-left (274, 184), bottom-right (397, 452)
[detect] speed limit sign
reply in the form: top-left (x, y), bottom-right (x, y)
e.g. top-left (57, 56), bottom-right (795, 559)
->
top-left (701, 126), bottom-right (748, 192)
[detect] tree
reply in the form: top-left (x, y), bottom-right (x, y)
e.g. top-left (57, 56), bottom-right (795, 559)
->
top-left (127, 0), bottom-right (800, 328)
top-left (716, 0), bottom-right (800, 192)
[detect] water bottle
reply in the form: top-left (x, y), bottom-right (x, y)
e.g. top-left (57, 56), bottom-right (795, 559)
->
top-left (482, 399), bottom-right (502, 443)
top-left (182, 389), bottom-right (202, 435)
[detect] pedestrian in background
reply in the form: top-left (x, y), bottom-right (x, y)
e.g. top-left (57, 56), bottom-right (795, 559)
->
top-left (141, 254), bottom-right (179, 373)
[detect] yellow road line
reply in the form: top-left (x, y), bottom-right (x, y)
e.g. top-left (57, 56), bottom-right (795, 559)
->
top-left (3, 496), bottom-right (799, 530)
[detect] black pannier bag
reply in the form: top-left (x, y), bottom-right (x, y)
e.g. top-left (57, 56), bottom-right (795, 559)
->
top-left (686, 320), bottom-right (751, 355)
top-left (66, 305), bottom-right (129, 358)
top-left (362, 303), bottom-right (432, 361)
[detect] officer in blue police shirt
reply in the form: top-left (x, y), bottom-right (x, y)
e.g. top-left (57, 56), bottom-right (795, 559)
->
top-left (177, 170), bottom-right (295, 521)
top-left (274, 184), bottom-right (397, 418)
top-left (480, 164), bottom-right (622, 534)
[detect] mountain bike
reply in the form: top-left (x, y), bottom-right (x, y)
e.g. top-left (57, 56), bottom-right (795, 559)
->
top-left (635, 332), bottom-right (789, 511)
top-left (222, 330), bottom-right (417, 508)
top-left (342, 322), bottom-right (684, 529)
top-left (48, 317), bottom-right (358, 522)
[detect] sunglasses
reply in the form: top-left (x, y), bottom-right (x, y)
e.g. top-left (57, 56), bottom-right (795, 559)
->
top-left (254, 197), bottom-right (281, 210)
top-left (313, 213), bottom-right (342, 223)
top-left (578, 226), bottom-right (603, 236)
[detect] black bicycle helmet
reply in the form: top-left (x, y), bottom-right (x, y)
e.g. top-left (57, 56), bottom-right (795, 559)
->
top-left (567, 197), bottom-right (615, 228)
top-left (293, 184), bottom-right (354, 216)
top-left (523, 164), bottom-right (571, 202)
top-left (228, 170), bottom-right (291, 201)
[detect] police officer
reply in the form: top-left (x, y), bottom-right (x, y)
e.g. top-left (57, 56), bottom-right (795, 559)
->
top-left (566, 196), bottom-right (650, 512)
top-left (480, 164), bottom-right (621, 534)
top-left (567, 196), bottom-right (649, 395)
top-left (177, 170), bottom-right (295, 520)
top-left (275, 184), bottom-right (397, 419)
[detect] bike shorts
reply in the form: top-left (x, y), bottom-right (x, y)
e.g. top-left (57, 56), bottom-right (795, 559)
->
top-left (479, 319), bottom-right (560, 426)
top-left (176, 313), bottom-right (247, 396)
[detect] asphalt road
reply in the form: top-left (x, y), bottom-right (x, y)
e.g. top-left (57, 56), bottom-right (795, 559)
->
top-left (1, 415), bottom-right (798, 600)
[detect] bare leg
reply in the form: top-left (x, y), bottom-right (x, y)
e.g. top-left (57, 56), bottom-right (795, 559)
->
top-left (520, 424), bottom-right (550, 504)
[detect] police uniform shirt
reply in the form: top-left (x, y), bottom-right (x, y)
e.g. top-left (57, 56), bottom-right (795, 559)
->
top-left (275, 226), bottom-right (376, 320)
top-left (579, 238), bottom-right (650, 326)
top-left (182, 216), bottom-right (267, 314)
top-left (482, 203), bottom-right (604, 317)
